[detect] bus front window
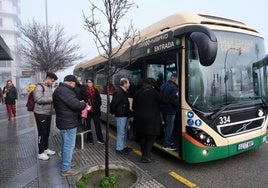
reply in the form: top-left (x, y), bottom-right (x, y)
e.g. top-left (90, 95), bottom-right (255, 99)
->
top-left (186, 31), bottom-right (266, 112)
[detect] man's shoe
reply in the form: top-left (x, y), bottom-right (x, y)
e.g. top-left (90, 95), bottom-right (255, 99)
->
top-left (44, 149), bottom-right (56, 156)
top-left (116, 149), bottom-right (129, 155)
top-left (123, 147), bottom-right (131, 153)
top-left (97, 140), bottom-right (105, 144)
top-left (163, 146), bottom-right (176, 151)
top-left (38, 153), bottom-right (50, 161)
top-left (61, 168), bottom-right (81, 177)
top-left (140, 157), bottom-right (155, 163)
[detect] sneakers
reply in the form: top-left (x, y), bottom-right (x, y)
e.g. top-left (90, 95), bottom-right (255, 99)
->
top-left (44, 149), bottom-right (56, 156)
top-left (38, 153), bottom-right (50, 161)
top-left (97, 140), bottom-right (105, 144)
top-left (61, 168), bottom-right (81, 177)
top-left (163, 146), bottom-right (176, 151)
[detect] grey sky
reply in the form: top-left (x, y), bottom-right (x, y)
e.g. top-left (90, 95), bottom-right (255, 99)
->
top-left (20, 0), bottom-right (268, 76)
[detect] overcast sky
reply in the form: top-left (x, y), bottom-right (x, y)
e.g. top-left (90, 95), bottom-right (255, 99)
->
top-left (20, 0), bottom-right (268, 77)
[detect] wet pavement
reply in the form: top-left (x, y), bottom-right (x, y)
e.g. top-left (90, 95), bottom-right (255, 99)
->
top-left (0, 99), bottom-right (166, 187)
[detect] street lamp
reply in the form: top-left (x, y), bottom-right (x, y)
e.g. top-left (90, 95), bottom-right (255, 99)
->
top-left (224, 47), bottom-right (241, 103)
top-left (45, 0), bottom-right (48, 28)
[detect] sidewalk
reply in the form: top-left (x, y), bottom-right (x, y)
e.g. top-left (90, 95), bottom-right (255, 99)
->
top-left (0, 99), bottom-right (165, 188)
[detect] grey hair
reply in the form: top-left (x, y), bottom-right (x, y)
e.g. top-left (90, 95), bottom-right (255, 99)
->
top-left (119, 78), bottom-right (129, 86)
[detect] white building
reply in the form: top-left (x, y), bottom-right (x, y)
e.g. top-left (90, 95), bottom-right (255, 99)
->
top-left (0, 0), bottom-right (21, 90)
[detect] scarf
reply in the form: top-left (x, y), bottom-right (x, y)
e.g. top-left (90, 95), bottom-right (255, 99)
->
top-left (86, 86), bottom-right (96, 106)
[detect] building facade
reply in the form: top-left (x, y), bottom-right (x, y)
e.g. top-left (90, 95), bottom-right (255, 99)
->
top-left (0, 0), bottom-right (20, 89)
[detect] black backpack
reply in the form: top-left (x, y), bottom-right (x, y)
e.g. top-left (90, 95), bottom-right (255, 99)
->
top-left (26, 83), bottom-right (44, 111)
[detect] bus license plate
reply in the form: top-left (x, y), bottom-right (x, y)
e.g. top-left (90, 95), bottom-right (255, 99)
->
top-left (237, 140), bottom-right (254, 151)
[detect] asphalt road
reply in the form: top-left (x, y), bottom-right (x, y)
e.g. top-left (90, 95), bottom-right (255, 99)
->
top-left (108, 124), bottom-right (268, 188)
top-left (7, 99), bottom-right (268, 188)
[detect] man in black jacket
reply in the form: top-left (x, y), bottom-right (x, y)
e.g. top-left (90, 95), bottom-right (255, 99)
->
top-left (110, 77), bottom-right (131, 154)
top-left (53, 75), bottom-right (87, 176)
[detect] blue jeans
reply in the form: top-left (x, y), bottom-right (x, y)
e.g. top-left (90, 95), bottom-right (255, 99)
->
top-left (60, 128), bottom-right (77, 172)
top-left (163, 115), bottom-right (176, 147)
top-left (116, 117), bottom-right (127, 150)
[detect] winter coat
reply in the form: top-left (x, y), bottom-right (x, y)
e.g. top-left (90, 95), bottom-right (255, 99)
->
top-left (110, 86), bottom-right (130, 117)
top-left (86, 88), bottom-right (102, 115)
top-left (132, 86), bottom-right (163, 135)
top-left (33, 83), bottom-right (54, 115)
top-left (53, 82), bottom-right (86, 130)
top-left (3, 85), bottom-right (17, 105)
top-left (160, 80), bottom-right (179, 115)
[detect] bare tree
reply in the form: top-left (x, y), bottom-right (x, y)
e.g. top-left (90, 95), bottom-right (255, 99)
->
top-left (19, 20), bottom-right (82, 73)
top-left (83, 0), bottom-right (137, 177)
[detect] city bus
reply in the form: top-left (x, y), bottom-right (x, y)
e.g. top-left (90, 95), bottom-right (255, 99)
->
top-left (74, 12), bottom-right (268, 163)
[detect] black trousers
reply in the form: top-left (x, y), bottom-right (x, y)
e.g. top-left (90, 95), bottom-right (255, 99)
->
top-left (139, 133), bottom-right (157, 158)
top-left (86, 113), bottom-right (104, 142)
top-left (34, 113), bottom-right (52, 154)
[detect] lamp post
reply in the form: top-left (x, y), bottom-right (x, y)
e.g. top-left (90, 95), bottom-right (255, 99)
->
top-left (45, 0), bottom-right (48, 29)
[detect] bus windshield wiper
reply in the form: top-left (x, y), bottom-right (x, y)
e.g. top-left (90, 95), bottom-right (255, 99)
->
top-left (207, 103), bottom-right (238, 120)
top-left (248, 96), bottom-right (268, 109)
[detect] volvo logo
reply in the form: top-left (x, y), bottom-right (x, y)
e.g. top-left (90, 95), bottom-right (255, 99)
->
top-left (236, 121), bottom-right (252, 132)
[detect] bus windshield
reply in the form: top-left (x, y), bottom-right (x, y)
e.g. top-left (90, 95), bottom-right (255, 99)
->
top-left (186, 31), bottom-right (266, 112)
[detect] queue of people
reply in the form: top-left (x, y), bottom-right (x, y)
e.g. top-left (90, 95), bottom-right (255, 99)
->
top-left (1, 72), bottom-right (179, 174)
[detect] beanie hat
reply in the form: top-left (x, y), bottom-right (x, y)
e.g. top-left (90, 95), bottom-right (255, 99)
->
top-left (64, 75), bottom-right (76, 82)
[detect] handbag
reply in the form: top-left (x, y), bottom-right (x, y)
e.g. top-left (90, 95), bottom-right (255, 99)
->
top-left (81, 104), bottom-right (91, 118)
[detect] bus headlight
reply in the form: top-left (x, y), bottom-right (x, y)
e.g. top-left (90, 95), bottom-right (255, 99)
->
top-left (186, 127), bottom-right (216, 147)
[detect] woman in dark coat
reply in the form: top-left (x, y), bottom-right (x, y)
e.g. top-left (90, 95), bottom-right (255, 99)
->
top-left (3, 80), bottom-right (18, 120)
top-left (132, 78), bottom-right (165, 163)
top-left (85, 78), bottom-right (104, 144)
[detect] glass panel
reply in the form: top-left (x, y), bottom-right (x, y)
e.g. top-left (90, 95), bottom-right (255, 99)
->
top-left (186, 31), bottom-right (266, 112)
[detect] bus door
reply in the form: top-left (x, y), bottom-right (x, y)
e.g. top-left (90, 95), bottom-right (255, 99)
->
top-left (145, 51), bottom-right (182, 156)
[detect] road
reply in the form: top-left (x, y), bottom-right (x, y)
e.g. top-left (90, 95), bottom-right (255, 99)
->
top-left (108, 123), bottom-right (268, 188)
top-left (4, 99), bottom-right (268, 188)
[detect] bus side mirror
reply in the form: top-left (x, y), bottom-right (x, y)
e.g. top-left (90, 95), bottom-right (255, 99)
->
top-left (190, 32), bottom-right (218, 66)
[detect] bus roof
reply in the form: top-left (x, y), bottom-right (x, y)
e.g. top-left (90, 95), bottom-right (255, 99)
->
top-left (74, 11), bottom-right (259, 71)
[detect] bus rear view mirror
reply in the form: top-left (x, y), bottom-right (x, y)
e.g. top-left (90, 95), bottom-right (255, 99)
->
top-left (190, 32), bottom-right (218, 66)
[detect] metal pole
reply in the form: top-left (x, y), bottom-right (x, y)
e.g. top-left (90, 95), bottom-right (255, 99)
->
top-left (45, 0), bottom-right (48, 28)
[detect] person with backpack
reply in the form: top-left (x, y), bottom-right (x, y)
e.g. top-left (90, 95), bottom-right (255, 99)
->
top-left (33, 72), bottom-right (58, 161)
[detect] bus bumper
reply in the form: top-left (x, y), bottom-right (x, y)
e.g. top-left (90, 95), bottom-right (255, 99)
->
top-left (182, 133), bottom-right (267, 163)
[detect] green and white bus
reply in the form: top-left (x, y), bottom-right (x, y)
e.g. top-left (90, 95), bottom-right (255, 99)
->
top-left (74, 12), bottom-right (268, 163)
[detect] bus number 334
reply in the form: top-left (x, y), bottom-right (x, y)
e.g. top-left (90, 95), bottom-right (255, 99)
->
top-left (219, 116), bottom-right (231, 124)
